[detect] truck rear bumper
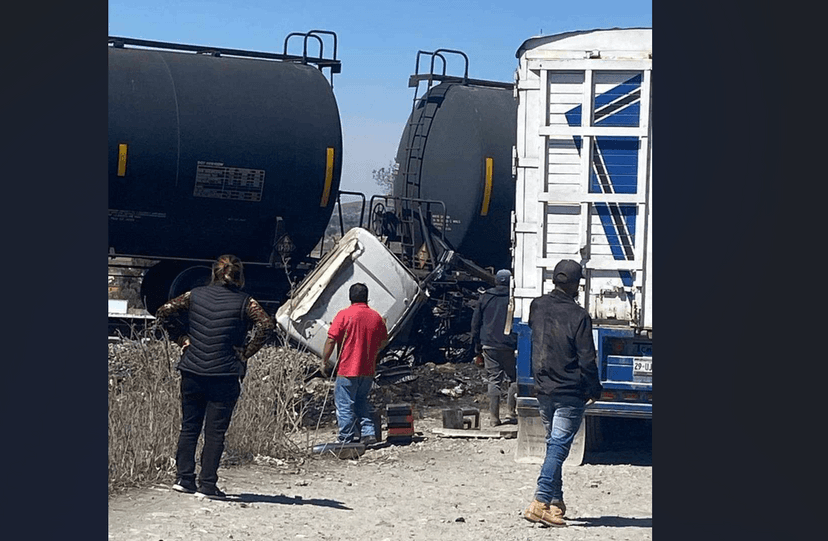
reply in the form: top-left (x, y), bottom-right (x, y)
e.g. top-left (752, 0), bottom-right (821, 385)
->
top-left (517, 397), bottom-right (651, 419)
top-left (587, 402), bottom-right (651, 418)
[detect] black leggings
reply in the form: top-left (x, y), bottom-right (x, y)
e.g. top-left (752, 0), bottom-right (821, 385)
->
top-left (175, 372), bottom-right (240, 488)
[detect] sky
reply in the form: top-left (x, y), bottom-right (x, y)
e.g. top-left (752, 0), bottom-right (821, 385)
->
top-left (108, 1), bottom-right (651, 200)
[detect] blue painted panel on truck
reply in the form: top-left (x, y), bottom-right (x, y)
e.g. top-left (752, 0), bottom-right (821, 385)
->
top-left (595, 328), bottom-right (652, 417)
top-left (566, 74), bottom-right (643, 289)
top-left (515, 321), bottom-right (533, 395)
top-left (605, 356), bottom-right (652, 385)
top-left (563, 73), bottom-right (642, 128)
top-left (596, 328), bottom-right (651, 379)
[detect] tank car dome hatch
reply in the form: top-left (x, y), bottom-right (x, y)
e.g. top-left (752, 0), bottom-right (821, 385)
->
top-left (108, 34), bottom-right (343, 313)
top-left (392, 81), bottom-right (517, 272)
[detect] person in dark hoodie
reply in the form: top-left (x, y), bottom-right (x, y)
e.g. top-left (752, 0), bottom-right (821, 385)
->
top-left (154, 254), bottom-right (274, 500)
top-left (471, 269), bottom-right (518, 426)
top-left (522, 259), bottom-right (602, 527)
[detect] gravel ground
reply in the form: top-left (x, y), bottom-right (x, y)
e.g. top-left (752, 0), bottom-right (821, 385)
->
top-left (109, 364), bottom-right (652, 541)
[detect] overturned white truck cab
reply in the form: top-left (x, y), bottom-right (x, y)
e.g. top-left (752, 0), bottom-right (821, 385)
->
top-left (275, 227), bottom-right (428, 362)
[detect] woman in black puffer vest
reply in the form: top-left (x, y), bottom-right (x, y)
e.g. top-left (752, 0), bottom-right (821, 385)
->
top-left (155, 255), bottom-right (274, 499)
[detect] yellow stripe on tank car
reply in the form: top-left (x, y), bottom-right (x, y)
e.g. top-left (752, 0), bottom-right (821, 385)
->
top-left (320, 147), bottom-right (335, 207)
top-left (480, 157), bottom-right (493, 216)
top-left (117, 144), bottom-right (128, 177)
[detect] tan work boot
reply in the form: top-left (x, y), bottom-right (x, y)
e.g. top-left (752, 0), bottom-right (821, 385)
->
top-left (549, 499), bottom-right (566, 516)
top-left (523, 499), bottom-right (566, 526)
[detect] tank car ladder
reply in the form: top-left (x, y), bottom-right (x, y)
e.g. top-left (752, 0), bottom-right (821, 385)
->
top-left (395, 50), bottom-right (467, 268)
top-left (400, 49), bottom-right (469, 200)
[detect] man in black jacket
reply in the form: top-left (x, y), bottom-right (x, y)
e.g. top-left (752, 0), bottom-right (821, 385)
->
top-left (471, 269), bottom-right (518, 426)
top-left (523, 259), bottom-right (602, 527)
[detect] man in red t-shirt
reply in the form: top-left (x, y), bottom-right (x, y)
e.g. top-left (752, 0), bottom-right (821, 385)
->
top-left (321, 283), bottom-right (388, 444)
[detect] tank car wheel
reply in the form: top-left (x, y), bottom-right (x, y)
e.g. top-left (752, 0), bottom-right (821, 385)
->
top-left (140, 261), bottom-right (188, 315)
top-left (168, 265), bottom-right (212, 300)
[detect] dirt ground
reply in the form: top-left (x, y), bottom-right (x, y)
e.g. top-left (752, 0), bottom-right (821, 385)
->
top-left (108, 363), bottom-right (652, 541)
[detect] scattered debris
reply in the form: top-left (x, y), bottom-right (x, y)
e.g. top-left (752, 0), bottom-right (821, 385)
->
top-left (440, 385), bottom-right (465, 397)
top-left (431, 426), bottom-right (517, 439)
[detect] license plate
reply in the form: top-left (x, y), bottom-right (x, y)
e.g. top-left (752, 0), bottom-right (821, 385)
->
top-left (633, 356), bottom-right (652, 375)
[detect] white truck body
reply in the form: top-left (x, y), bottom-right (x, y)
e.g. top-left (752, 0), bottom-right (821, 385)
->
top-left (512, 28), bottom-right (652, 330)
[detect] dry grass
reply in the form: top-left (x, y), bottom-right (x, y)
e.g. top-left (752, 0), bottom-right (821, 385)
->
top-left (225, 345), bottom-right (321, 461)
top-left (108, 332), bottom-right (322, 495)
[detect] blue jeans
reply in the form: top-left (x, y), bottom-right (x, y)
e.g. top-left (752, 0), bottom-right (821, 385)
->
top-left (334, 376), bottom-right (375, 442)
top-left (534, 394), bottom-right (586, 503)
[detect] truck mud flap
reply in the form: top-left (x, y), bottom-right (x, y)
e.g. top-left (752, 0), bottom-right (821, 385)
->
top-left (515, 404), bottom-right (546, 464)
top-left (514, 399), bottom-right (589, 467)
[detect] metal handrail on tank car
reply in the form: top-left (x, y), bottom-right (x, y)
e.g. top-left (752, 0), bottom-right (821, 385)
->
top-left (310, 190), bottom-right (367, 260)
top-left (368, 195), bottom-right (449, 271)
top-left (283, 30), bottom-right (341, 85)
top-left (307, 30), bottom-right (339, 70)
top-left (369, 195), bottom-right (448, 239)
top-left (283, 32), bottom-right (323, 61)
top-left (410, 49), bottom-right (465, 88)
top-left (407, 48), bottom-right (513, 90)
top-left (108, 32), bottom-right (341, 86)
top-left (335, 190), bottom-right (366, 232)
top-left (410, 50), bottom-right (448, 88)
top-left (430, 49), bottom-right (468, 83)
top-left (407, 73), bottom-right (514, 90)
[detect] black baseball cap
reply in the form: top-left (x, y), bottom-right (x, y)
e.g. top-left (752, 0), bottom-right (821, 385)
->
top-left (552, 259), bottom-right (583, 285)
top-left (495, 269), bottom-right (511, 285)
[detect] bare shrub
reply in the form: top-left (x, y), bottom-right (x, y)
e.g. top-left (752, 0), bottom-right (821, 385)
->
top-left (224, 345), bottom-right (321, 461)
top-left (108, 334), bottom-right (180, 494)
top-left (108, 333), bottom-right (322, 495)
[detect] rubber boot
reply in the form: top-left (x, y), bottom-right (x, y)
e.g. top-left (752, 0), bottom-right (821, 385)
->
top-left (506, 381), bottom-right (518, 421)
top-left (488, 390), bottom-right (501, 427)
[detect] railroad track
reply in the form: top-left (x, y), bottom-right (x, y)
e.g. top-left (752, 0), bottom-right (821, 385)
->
top-left (108, 313), bottom-right (155, 340)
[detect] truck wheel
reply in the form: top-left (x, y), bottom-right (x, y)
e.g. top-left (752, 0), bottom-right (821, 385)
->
top-left (587, 415), bottom-right (604, 449)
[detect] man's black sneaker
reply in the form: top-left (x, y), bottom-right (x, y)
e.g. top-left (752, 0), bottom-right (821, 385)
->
top-left (195, 486), bottom-right (227, 500)
top-left (172, 479), bottom-right (197, 494)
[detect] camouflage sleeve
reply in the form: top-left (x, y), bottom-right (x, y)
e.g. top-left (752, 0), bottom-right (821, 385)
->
top-left (242, 297), bottom-right (275, 360)
top-left (154, 291), bottom-right (191, 342)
